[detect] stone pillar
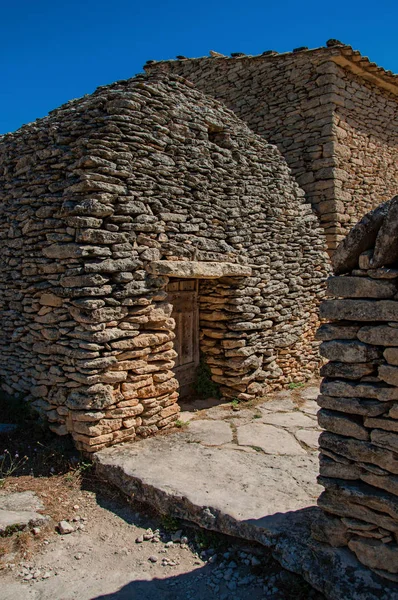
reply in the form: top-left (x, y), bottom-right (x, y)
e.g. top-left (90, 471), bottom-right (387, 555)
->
top-left (314, 199), bottom-right (398, 580)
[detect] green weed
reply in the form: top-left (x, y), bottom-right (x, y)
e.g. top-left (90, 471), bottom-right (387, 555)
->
top-left (288, 382), bottom-right (305, 390)
top-left (160, 515), bottom-right (181, 532)
top-left (194, 356), bottom-right (220, 398)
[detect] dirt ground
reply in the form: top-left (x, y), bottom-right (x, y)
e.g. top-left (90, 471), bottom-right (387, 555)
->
top-left (0, 399), bottom-right (324, 600)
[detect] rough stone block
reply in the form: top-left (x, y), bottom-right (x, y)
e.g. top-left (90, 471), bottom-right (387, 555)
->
top-left (321, 379), bottom-right (398, 401)
top-left (319, 340), bottom-right (381, 363)
top-left (383, 347), bottom-right (398, 365)
top-left (320, 299), bottom-right (398, 322)
top-left (318, 409), bottom-right (369, 441)
top-left (379, 364), bottom-right (398, 386)
top-left (316, 322), bottom-right (361, 341)
top-left (348, 537), bottom-right (398, 574)
top-left (371, 196), bottom-right (398, 269)
top-left (317, 394), bottom-right (391, 416)
top-left (327, 276), bottom-right (396, 299)
top-left (320, 362), bottom-right (376, 380)
top-left (332, 200), bottom-right (391, 275)
top-left (370, 429), bottom-right (398, 453)
top-left (358, 325), bottom-right (398, 346)
top-left (319, 432), bottom-right (398, 474)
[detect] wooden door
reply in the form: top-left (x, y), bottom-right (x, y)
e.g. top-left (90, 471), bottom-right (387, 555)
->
top-left (167, 279), bottom-right (199, 398)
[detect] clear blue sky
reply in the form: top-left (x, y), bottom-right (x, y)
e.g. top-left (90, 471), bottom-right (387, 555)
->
top-left (1, 0), bottom-right (397, 134)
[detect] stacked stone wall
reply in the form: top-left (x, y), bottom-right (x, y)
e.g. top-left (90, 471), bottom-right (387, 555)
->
top-left (330, 63), bottom-right (398, 247)
top-left (146, 47), bottom-right (398, 251)
top-left (146, 49), bottom-right (341, 249)
top-left (314, 199), bottom-right (398, 579)
top-left (0, 73), bottom-right (328, 452)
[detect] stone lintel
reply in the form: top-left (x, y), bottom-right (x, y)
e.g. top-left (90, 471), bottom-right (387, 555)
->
top-left (146, 260), bottom-right (252, 279)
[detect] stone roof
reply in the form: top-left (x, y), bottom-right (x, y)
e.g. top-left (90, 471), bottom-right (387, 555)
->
top-left (145, 41), bottom-right (398, 97)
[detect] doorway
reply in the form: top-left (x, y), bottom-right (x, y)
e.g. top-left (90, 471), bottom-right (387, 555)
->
top-left (166, 279), bottom-right (199, 398)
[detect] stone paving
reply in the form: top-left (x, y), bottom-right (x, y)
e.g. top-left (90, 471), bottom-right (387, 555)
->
top-left (95, 382), bottom-right (397, 600)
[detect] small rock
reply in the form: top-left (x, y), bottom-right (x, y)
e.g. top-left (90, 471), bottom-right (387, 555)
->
top-left (32, 527), bottom-right (41, 535)
top-left (42, 572), bottom-right (51, 579)
top-left (135, 535), bottom-right (144, 543)
top-left (170, 529), bottom-right (183, 542)
top-left (73, 505), bottom-right (80, 511)
top-left (208, 554), bottom-right (218, 563)
top-left (251, 556), bottom-right (261, 566)
top-left (58, 520), bottom-right (74, 534)
top-left (74, 553), bottom-right (83, 560)
top-left (148, 555), bottom-right (158, 563)
top-left (165, 540), bottom-right (174, 548)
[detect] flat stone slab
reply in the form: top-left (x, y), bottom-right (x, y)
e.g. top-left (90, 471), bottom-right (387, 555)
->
top-left (95, 382), bottom-right (397, 600)
top-left (96, 433), bottom-right (319, 522)
top-left (147, 260), bottom-right (252, 279)
top-left (295, 429), bottom-right (321, 450)
top-left (0, 491), bottom-right (49, 534)
top-left (95, 433), bottom-right (397, 600)
top-left (185, 420), bottom-right (233, 445)
top-left (259, 411), bottom-right (318, 429)
top-left (237, 422), bottom-right (307, 455)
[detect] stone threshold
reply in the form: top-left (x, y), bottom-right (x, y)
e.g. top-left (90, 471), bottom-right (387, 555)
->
top-left (94, 435), bottom-right (397, 600)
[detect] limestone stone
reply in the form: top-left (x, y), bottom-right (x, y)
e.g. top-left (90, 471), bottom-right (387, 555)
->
top-left (186, 420), bottom-right (233, 446)
top-left (320, 299), bottom-right (398, 322)
top-left (358, 324), bottom-right (398, 346)
top-left (237, 423), bottom-right (307, 455)
top-left (327, 276), bottom-right (396, 298)
top-left (319, 340), bottom-right (380, 363)
top-left (319, 455), bottom-right (361, 480)
top-left (146, 261), bottom-right (252, 279)
top-left (321, 379), bottom-right (398, 401)
top-left (318, 409), bottom-right (369, 441)
top-left (259, 411), bottom-right (317, 429)
top-left (383, 347), bottom-right (398, 365)
top-left (331, 201), bottom-right (390, 274)
top-left (378, 364), bottom-right (398, 386)
top-left (294, 429), bottom-right (320, 449)
top-left (311, 511), bottom-right (350, 547)
top-left (348, 538), bottom-right (398, 574)
top-left (364, 416), bottom-right (398, 432)
top-left (316, 322), bottom-right (360, 341)
top-left (320, 361), bottom-right (375, 380)
top-left (0, 492), bottom-right (50, 534)
top-left (370, 429), bottom-right (398, 453)
top-left (319, 432), bottom-right (398, 474)
top-left (371, 196), bottom-right (398, 269)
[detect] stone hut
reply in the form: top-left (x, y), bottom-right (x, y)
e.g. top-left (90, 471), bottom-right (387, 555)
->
top-left (314, 198), bottom-right (398, 579)
top-left (146, 41), bottom-right (398, 252)
top-left (0, 73), bottom-right (328, 453)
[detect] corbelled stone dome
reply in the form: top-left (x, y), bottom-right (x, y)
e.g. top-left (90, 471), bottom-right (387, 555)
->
top-left (0, 73), bottom-right (328, 452)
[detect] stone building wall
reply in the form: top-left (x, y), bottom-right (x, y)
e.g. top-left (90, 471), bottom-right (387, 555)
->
top-left (146, 44), bottom-right (398, 252)
top-left (0, 73), bottom-right (328, 453)
top-left (314, 199), bottom-right (398, 579)
top-left (331, 63), bottom-right (398, 247)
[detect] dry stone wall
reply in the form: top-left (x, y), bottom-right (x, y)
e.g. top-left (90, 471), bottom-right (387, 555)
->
top-left (0, 73), bottom-right (328, 452)
top-left (146, 44), bottom-right (398, 252)
top-left (314, 198), bottom-right (398, 580)
top-left (331, 63), bottom-right (398, 246)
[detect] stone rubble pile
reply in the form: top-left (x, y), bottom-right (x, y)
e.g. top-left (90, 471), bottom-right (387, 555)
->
top-left (0, 73), bottom-right (328, 452)
top-left (314, 198), bottom-right (398, 580)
